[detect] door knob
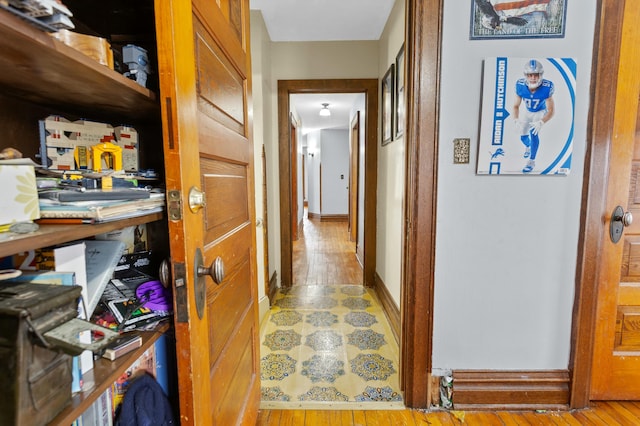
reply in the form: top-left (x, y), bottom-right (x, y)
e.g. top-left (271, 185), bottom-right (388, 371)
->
top-left (619, 211), bottom-right (633, 227)
top-left (197, 256), bottom-right (225, 284)
top-left (610, 205), bottom-right (633, 243)
top-left (188, 186), bottom-right (206, 213)
top-left (159, 258), bottom-right (172, 288)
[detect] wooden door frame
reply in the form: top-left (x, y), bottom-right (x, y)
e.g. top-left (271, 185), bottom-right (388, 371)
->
top-left (403, 0), bottom-right (634, 409)
top-left (349, 111), bottom-right (360, 244)
top-left (278, 79), bottom-right (378, 288)
top-left (290, 115), bottom-right (299, 240)
top-left (571, 0), bottom-right (636, 408)
top-left (400, 0), bottom-right (442, 408)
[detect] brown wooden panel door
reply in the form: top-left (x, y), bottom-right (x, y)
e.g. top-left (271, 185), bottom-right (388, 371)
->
top-left (155, 0), bottom-right (259, 424)
top-left (590, 0), bottom-right (640, 400)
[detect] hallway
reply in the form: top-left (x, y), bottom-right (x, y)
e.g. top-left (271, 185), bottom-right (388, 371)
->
top-left (260, 215), bottom-right (401, 409)
top-left (259, 285), bottom-right (402, 409)
top-left (292, 214), bottom-right (363, 286)
top-left (257, 214), bottom-right (640, 423)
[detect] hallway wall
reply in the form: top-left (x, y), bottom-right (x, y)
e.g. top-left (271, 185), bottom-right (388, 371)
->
top-left (253, 30), bottom-right (380, 305)
top-left (250, 0), bottom-right (405, 323)
top-left (250, 11), bottom-right (273, 321)
top-left (433, 1), bottom-right (597, 372)
top-left (376, 0), bottom-right (406, 308)
top-left (306, 130), bottom-right (321, 216)
top-left (321, 129), bottom-right (350, 215)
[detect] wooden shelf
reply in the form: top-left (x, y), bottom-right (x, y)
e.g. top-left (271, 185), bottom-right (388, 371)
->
top-left (0, 212), bottom-right (163, 258)
top-left (0, 6), bottom-right (172, 426)
top-left (0, 8), bottom-right (158, 120)
top-left (48, 322), bottom-right (170, 426)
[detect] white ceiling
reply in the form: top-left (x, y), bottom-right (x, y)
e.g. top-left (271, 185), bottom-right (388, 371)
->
top-left (249, 0), bottom-right (395, 42)
top-left (250, 0), bottom-right (393, 135)
top-left (291, 93), bottom-right (363, 135)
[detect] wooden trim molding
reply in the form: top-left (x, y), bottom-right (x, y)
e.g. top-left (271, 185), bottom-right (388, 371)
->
top-left (570, 0), bottom-right (626, 408)
top-left (320, 214), bottom-right (348, 222)
top-left (278, 79), bottom-right (378, 288)
top-left (401, 0), bottom-right (442, 408)
top-left (374, 272), bottom-right (401, 344)
top-left (356, 244), bottom-right (364, 268)
top-left (452, 370), bottom-right (570, 411)
top-left (267, 271), bottom-right (278, 305)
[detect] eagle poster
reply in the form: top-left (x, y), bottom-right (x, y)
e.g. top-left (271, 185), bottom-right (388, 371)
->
top-left (470, 0), bottom-right (567, 39)
top-left (476, 57), bottom-right (576, 176)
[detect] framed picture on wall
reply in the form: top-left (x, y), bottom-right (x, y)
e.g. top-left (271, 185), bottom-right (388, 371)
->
top-left (395, 44), bottom-right (405, 139)
top-left (381, 63), bottom-right (395, 145)
top-left (476, 57), bottom-right (577, 175)
top-left (470, 0), bottom-right (567, 40)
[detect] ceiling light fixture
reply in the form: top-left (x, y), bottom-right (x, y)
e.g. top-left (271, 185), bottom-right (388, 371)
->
top-left (319, 103), bottom-right (331, 117)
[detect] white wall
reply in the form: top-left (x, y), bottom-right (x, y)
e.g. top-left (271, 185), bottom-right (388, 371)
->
top-left (261, 38), bottom-right (380, 288)
top-left (295, 119), bottom-right (304, 227)
top-left (270, 41), bottom-right (379, 80)
top-left (320, 129), bottom-right (350, 215)
top-left (432, 1), bottom-right (597, 372)
top-left (376, 0), bottom-right (406, 308)
top-left (306, 130), bottom-right (321, 215)
top-left (250, 11), bottom-right (274, 322)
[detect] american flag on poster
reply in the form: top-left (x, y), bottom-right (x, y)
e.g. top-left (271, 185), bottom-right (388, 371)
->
top-left (470, 0), bottom-right (567, 39)
top-left (493, 0), bottom-right (552, 17)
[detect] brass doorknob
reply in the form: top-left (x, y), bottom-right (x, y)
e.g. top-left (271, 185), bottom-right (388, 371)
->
top-left (188, 186), bottom-right (206, 213)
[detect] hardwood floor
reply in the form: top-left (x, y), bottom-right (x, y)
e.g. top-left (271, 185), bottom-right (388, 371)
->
top-left (257, 401), bottom-right (640, 425)
top-left (273, 213), bottom-right (640, 424)
top-left (292, 213), bottom-right (363, 286)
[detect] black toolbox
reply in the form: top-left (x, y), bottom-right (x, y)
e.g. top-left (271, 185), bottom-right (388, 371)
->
top-left (0, 282), bottom-right (115, 425)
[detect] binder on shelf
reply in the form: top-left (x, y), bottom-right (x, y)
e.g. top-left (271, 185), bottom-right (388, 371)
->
top-left (83, 240), bottom-right (126, 319)
top-left (39, 188), bottom-right (151, 203)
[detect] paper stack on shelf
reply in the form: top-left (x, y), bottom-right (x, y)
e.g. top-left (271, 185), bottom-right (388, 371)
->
top-left (39, 192), bottom-right (165, 222)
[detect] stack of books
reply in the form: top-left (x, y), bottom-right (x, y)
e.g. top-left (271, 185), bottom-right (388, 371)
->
top-left (38, 190), bottom-right (165, 223)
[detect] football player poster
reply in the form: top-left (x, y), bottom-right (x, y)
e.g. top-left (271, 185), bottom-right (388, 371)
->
top-left (476, 57), bottom-right (576, 175)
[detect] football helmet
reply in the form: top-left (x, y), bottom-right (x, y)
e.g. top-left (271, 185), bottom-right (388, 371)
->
top-left (523, 59), bottom-right (544, 89)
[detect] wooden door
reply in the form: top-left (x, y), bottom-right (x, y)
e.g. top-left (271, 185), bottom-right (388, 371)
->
top-left (155, 0), bottom-right (260, 424)
top-left (349, 112), bottom-right (360, 243)
top-left (590, 0), bottom-right (640, 400)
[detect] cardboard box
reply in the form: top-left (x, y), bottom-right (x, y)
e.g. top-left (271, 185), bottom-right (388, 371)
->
top-left (114, 125), bottom-right (139, 171)
top-left (0, 164), bottom-right (40, 229)
top-left (51, 30), bottom-right (114, 69)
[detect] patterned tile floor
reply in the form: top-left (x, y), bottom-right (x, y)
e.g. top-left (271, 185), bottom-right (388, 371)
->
top-left (259, 285), bottom-right (404, 410)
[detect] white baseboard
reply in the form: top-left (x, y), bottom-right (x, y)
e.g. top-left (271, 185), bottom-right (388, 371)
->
top-left (258, 294), bottom-right (271, 326)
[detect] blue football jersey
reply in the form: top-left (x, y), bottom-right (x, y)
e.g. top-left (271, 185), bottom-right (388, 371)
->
top-left (515, 78), bottom-right (554, 113)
